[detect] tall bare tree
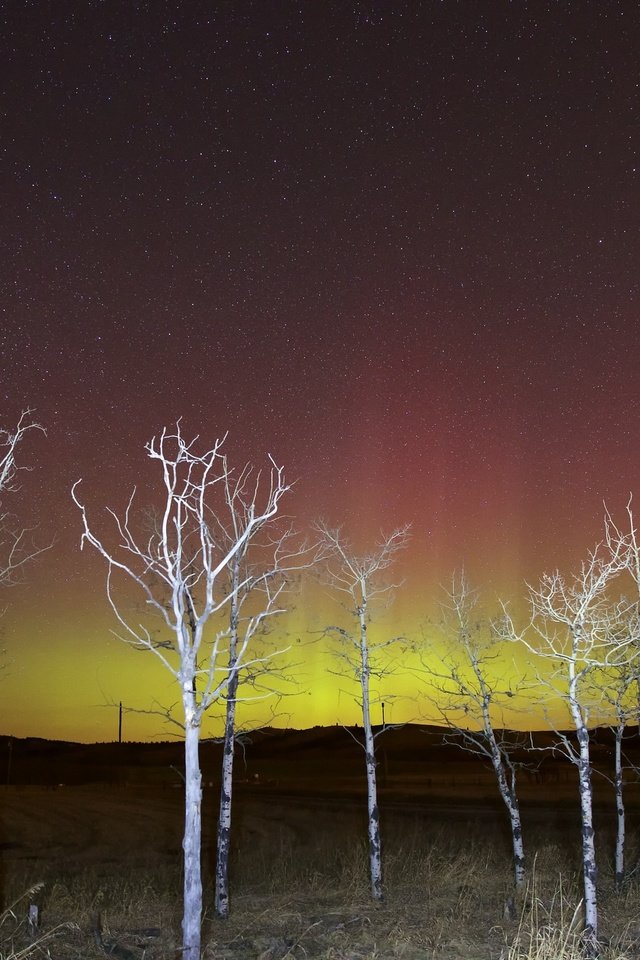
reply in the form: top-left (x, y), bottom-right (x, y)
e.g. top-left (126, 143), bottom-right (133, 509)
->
top-left (213, 465), bottom-right (314, 919)
top-left (498, 542), bottom-right (633, 955)
top-left (0, 410), bottom-right (47, 587)
top-left (601, 497), bottom-right (640, 887)
top-left (590, 661), bottom-right (638, 889)
top-left (72, 424), bottom-right (290, 960)
top-left (421, 572), bottom-right (527, 890)
top-left (605, 496), bottom-right (640, 726)
top-left (317, 521), bottom-right (410, 901)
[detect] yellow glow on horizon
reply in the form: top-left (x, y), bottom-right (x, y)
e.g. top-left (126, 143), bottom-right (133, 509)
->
top-left (0, 560), bottom-right (608, 743)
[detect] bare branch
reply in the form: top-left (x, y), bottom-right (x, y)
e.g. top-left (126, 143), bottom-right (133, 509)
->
top-left (0, 411), bottom-right (50, 588)
top-left (498, 535), bottom-right (638, 948)
top-left (71, 423), bottom-right (296, 957)
top-left (315, 519), bottom-right (410, 902)
top-left (417, 571), bottom-right (528, 888)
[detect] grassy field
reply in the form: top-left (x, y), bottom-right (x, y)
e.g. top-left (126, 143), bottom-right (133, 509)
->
top-left (1, 780), bottom-right (640, 959)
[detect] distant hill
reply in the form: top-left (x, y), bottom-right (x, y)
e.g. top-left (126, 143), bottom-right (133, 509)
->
top-left (0, 723), bottom-right (636, 787)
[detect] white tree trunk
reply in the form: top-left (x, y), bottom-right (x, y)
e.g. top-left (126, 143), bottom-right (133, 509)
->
top-left (316, 525), bottom-right (409, 904)
top-left (573, 710), bottom-right (598, 955)
top-left (481, 693), bottom-right (525, 890)
top-left (182, 695), bottom-right (203, 960)
top-left (363, 699), bottom-right (382, 900)
top-left (215, 565), bottom-right (240, 919)
top-left (507, 800), bottom-right (525, 891)
top-left (214, 664), bottom-right (239, 918)
top-left (359, 607), bottom-right (383, 901)
top-left (614, 728), bottom-right (625, 889)
top-left (493, 759), bottom-right (525, 889)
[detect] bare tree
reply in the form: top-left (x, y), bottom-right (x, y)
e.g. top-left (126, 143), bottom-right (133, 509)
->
top-left (316, 521), bottom-right (410, 901)
top-left (213, 465), bottom-right (315, 919)
top-left (498, 542), bottom-right (633, 955)
top-left (72, 424), bottom-right (291, 960)
top-left (605, 496), bottom-right (640, 727)
top-left (600, 498), bottom-right (640, 888)
top-left (421, 572), bottom-right (527, 890)
top-left (590, 661), bottom-right (638, 889)
top-left (0, 410), bottom-right (48, 587)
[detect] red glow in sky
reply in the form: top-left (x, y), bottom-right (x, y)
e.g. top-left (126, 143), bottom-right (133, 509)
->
top-left (1, 5), bottom-right (638, 740)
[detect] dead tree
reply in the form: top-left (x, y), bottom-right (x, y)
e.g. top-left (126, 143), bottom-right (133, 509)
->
top-left (421, 572), bottom-right (527, 890)
top-left (590, 661), bottom-right (638, 889)
top-left (605, 496), bottom-right (640, 728)
top-left (213, 465), bottom-right (314, 919)
top-left (72, 424), bottom-right (290, 960)
top-left (0, 411), bottom-right (48, 587)
top-left (498, 542), bottom-right (633, 955)
top-left (602, 497), bottom-right (640, 885)
top-left (317, 521), bottom-right (410, 901)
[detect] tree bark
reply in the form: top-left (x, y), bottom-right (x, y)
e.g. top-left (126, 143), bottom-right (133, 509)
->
top-left (359, 603), bottom-right (383, 901)
top-left (493, 757), bottom-right (525, 889)
top-left (215, 659), bottom-right (239, 918)
top-left (614, 728), bottom-right (625, 890)
top-left (480, 682), bottom-right (525, 890)
top-left (573, 712), bottom-right (598, 956)
top-left (182, 693), bottom-right (203, 960)
top-left (215, 561), bottom-right (241, 919)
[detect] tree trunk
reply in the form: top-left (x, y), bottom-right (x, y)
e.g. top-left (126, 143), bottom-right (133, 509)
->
top-left (363, 700), bottom-right (382, 900)
top-left (359, 605), bottom-right (383, 901)
top-left (214, 663), bottom-right (239, 918)
top-left (574, 717), bottom-right (598, 955)
top-left (494, 760), bottom-right (525, 889)
top-left (482, 694), bottom-right (525, 890)
top-left (215, 563), bottom-right (241, 919)
top-left (614, 728), bottom-right (625, 890)
top-left (182, 705), bottom-right (203, 960)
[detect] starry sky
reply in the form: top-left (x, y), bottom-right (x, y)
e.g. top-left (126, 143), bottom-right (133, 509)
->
top-left (1, 3), bottom-right (639, 741)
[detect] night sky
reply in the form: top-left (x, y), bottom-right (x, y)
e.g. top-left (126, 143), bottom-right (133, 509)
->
top-left (1, 3), bottom-right (639, 741)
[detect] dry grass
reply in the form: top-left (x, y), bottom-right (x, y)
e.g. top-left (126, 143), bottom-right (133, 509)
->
top-left (1, 790), bottom-right (640, 958)
top-left (198, 819), bottom-right (640, 960)
top-left (503, 867), bottom-right (640, 960)
top-left (199, 825), bottom-right (640, 960)
top-left (0, 882), bottom-right (77, 959)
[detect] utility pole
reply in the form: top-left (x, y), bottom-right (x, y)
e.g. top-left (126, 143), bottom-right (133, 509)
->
top-left (118, 702), bottom-right (123, 743)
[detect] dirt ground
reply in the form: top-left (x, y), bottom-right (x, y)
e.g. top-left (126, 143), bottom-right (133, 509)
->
top-left (1, 781), bottom-right (640, 959)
